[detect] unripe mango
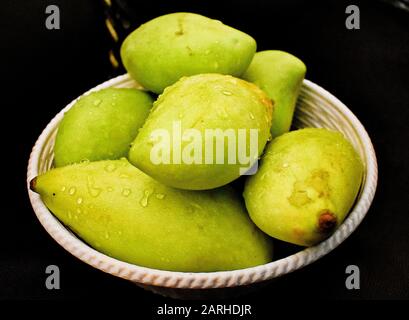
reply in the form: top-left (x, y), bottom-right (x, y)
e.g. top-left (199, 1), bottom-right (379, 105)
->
top-left (243, 128), bottom-right (363, 246)
top-left (120, 12), bottom-right (257, 94)
top-left (31, 159), bottom-right (272, 272)
top-left (54, 88), bottom-right (153, 167)
top-left (242, 50), bottom-right (306, 137)
top-left (129, 74), bottom-right (273, 190)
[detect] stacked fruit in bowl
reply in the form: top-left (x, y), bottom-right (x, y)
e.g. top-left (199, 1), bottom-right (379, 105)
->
top-left (28, 13), bottom-right (373, 286)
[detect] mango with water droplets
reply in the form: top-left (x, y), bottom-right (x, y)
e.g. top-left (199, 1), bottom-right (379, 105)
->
top-left (243, 128), bottom-right (363, 246)
top-left (54, 88), bottom-right (153, 167)
top-left (30, 159), bottom-right (272, 271)
top-left (128, 74), bottom-right (273, 190)
top-left (242, 50), bottom-right (306, 137)
top-left (120, 12), bottom-right (257, 93)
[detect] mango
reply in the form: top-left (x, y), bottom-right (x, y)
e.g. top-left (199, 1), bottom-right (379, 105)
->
top-left (30, 159), bottom-right (272, 272)
top-left (243, 128), bottom-right (363, 246)
top-left (54, 88), bottom-right (152, 167)
top-left (129, 74), bottom-right (273, 190)
top-left (120, 12), bottom-right (257, 94)
top-left (242, 50), bottom-right (306, 137)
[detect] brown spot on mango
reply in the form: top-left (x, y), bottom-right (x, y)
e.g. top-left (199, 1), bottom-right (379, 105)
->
top-left (30, 177), bottom-right (37, 192)
top-left (318, 210), bottom-right (337, 233)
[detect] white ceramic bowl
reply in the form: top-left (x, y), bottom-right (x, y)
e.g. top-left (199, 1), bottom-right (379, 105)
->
top-left (27, 74), bottom-right (377, 299)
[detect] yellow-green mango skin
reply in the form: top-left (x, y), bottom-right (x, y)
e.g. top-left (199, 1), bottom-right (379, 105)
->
top-left (242, 50), bottom-right (306, 137)
top-left (32, 159), bottom-right (272, 272)
top-left (243, 128), bottom-right (363, 246)
top-left (54, 88), bottom-right (153, 167)
top-left (120, 12), bottom-right (257, 94)
top-left (129, 74), bottom-right (273, 190)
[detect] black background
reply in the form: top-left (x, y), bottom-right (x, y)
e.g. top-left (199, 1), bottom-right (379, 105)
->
top-left (1, 0), bottom-right (408, 306)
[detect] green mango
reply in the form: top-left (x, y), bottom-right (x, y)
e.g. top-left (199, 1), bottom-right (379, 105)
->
top-left (30, 159), bottom-right (272, 272)
top-left (120, 12), bottom-right (257, 94)
top-left (54, 88), bottom-right (152, 167)
top-left (242, 50), bottom-right (306, 137)
top-left (129, 74), bottom-right (273, 190)
top-left (243, 128), bottom-right (363, 246)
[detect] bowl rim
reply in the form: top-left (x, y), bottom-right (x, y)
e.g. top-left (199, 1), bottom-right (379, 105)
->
top-left (27, 74), bottom-right (378, 289)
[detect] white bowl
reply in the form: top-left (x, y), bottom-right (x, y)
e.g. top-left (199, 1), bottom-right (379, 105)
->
top-left (27, 74), bottom-right (378, 299)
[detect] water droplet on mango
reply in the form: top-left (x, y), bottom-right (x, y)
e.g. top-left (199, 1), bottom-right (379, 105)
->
top-left (87, 176), bottom-right (102, 197)
top-left (122, 188), bottom-right (132, 197)
top-left (140, 189), bottom-right (153, 207)
top-left (105, 163), bottom-right (117, 172)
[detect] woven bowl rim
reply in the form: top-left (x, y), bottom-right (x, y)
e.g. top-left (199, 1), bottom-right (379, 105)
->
top-left (27, 74), bottom-right (378, 289)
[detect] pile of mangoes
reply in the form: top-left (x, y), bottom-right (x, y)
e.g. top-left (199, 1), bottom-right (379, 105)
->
top-left (30, 13), bottom-right (363, 272)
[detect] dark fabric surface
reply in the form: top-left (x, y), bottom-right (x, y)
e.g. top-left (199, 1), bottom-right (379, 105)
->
top-left (1, 0), bottom-right (408, 304)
